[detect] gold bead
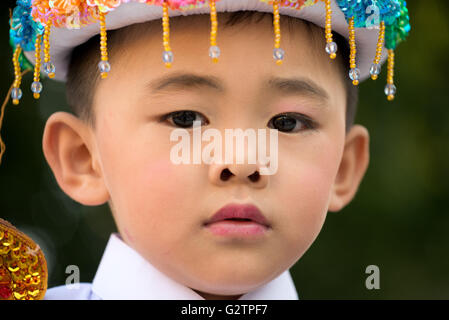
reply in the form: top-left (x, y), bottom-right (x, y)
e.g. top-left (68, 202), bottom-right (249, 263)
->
top-left (12, 99), bottom-right (19, 105)
top-left (101, 72), bottom-right (108, 79)
top-left (330, 53), bottom-right (336, 59)
top-left (48, 72), bottom-right (55, 79)
top-left (352, 80), bottom-right (359, 86)
top-left (165, 62), bottom-right (172, 68)
top-left (212, 57), bottom-right (218, 63)
top-left (371, 74), bottom-right (378, 80)
top-left (33, 93), bottom-right (40, 99)
top-left (275, 59), bottom-right (283, 66)
top-left (387, 94), bottom-right (394, 101)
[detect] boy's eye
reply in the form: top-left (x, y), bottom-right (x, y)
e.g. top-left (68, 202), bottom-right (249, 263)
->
top-left (163, 110), bottom-right (208, 128)
top-left (268, 112), bottom-right (315, 133)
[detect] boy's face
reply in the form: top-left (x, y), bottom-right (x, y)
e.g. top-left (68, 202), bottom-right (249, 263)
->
top-left (43, 13), bottom-right (369, 297)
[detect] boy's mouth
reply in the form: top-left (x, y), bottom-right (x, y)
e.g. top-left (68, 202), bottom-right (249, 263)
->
top-left (203, 203), bottom-right (271, 237)
top-left (204, 203), bottom-right (271, 227)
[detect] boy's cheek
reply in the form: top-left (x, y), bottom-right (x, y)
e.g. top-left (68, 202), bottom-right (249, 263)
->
top-left (274, 140), bottom-right (342, 241)
top-left (275, 164), bottom-right (331, 233)
top-left (112, 158), bottom-right (193, 250)
top-left (124, 157), bottom-right (186, 212)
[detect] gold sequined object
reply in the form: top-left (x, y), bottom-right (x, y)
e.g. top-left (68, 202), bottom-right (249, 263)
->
top-left (0, 218), bottom-right (48, 300)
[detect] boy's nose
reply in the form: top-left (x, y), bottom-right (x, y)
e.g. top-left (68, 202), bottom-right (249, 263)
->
top-left (208, 161), bottom-right (269, 189)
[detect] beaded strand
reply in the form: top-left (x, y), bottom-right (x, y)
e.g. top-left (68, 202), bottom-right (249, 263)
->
top-left (209, 0), bottom-right (220, 63)
top-left (162, 1), bottom-right (173, 68)
top-left (385, 49), bottom-right (396, 101)
top-left (43, 22), bottom-right (55, 79)
top-left (272, 0), bottom-right (284, 65)
top-left (324, 0), bottom-right (337, 59)
top-left (98, 11), bottom-right (111, 79)
top-left (31, 34), bottom-right (43, 99)
top-left (348, 17), bottom-right (360, 86)
top-left (370, 21), bottom-right (385, 80)
top-left (11, 45), bottom-right (23, 105)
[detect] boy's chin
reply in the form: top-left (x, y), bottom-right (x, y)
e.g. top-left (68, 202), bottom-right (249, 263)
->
top-left (183, 268), bottom-right (279, 297)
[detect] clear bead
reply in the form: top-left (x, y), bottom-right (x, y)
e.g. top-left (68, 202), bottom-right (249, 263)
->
top-left (349, 68), bottom-right (361, 81)
top-left (273, 48), bottom-right (285, 61)
top-left (162, 50), bottom-right (174, 64)
top-left (209, 45), bottom-right (220, 59)
top-left (98, 60), bottom-right (111, 73)
top-left (370, 63), bottom-right (381, 76)
top-left (31, 81), bottom-right (43, 93)
top-left (384, 83), bottom-right (396, 96)
top-left (11, 87), bottom-right (22, 100)
top-left (43, 62), bottom-right (55, 74)
top-left (325, 42), bottom-right (338, 55)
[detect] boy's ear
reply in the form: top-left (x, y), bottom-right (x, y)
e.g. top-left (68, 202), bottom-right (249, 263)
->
top-left (328, 124), bottom-right (370, 212)
top-left (42, 111), bottom-right (110, 206)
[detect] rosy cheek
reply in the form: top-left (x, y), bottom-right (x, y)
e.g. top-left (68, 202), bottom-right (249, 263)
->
top-left (131, 158), bottom-right (185, 211)
top-left (120, 159), bottom-right (179, 236)
top-left (145, 158), bottom-right (178, 189)
top-left (277, 145), bottom-right (339, 232)
top-left (277, 165), bottom-right (331, 254)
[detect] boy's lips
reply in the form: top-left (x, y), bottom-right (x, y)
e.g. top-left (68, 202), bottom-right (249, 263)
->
top-left (204, 203), bottom-right (271, 228)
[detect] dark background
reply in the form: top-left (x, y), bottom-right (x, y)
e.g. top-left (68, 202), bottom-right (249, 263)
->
top-left (1, 0), bottom-right (448, 299)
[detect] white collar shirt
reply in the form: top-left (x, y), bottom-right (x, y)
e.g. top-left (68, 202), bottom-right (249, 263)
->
top-left (44, 233), bottom-right (299, 300)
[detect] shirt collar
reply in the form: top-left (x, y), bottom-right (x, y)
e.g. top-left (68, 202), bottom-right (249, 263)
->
top-left (92, 233), bottom-right (299, 300)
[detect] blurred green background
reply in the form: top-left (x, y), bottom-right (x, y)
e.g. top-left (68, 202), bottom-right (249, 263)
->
top-left (0, 0), bottom-right (448, 299)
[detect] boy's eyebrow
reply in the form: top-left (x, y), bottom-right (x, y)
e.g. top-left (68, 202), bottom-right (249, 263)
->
top-left (147, 72), bottom-right (329, 103)
top-left (148, 72), bottom-right (225, 93)
top-left (266, 76), bottom-right (330, 103)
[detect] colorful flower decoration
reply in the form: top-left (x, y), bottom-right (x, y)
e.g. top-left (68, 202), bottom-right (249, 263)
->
top-left (336, 0), bottom-right (410, 98)
top-left (259, 0), bottom-right (319, 10)
top-left (385, 0), bottom-right (410, 50)
top-left (31, 0), bottom-right (101, 28)
top-left (10, 0), bottom-right (44, 52)
top-left (336, 0), bottom-right (402, 28)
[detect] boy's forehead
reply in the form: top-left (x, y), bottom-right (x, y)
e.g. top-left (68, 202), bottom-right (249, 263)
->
top-left (126, 11), bottom-right (321, 47)
top-left (100, 15), bottom-right (343, 111)
top-left (111, 10), bottom-right (342, 93)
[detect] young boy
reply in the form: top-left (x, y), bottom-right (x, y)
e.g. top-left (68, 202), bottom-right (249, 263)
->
top-left (2, 0), bottom-right (410, 300)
